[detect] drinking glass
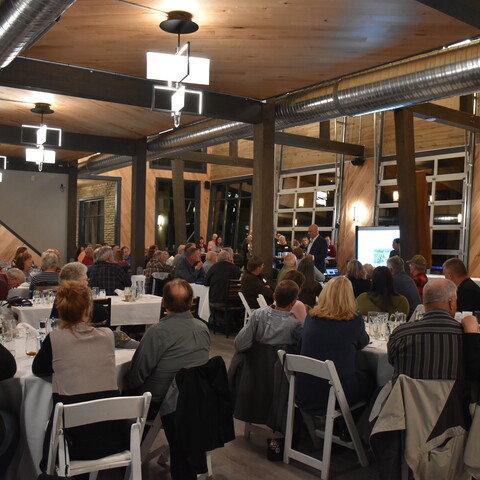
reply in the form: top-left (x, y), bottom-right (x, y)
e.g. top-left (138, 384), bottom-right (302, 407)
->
top-left (92, 287), bottom-right (100, 299)
top-left (124, 287), bottom-right (132, 302)
top-left (33, 290), bottom-right (42, 305)
top-left (25, 332), bottom-right (40, 357)
top-left (99, 289), bottom-right (106, 298)
top-left (2, 319), bottom-right (16, 343)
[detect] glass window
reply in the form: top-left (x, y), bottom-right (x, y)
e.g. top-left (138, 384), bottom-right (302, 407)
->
top-left (378, 207), bottom-right (398, 226)
top-left (297, 192), bottom-right (314, 209)
top-left (282, 176), bottom-right (297, 190)
top-left (437, 156), bottom-right (464, 175)
top-left (278, 212), bottom-right (294, 228)
top-left (79, 198), bottom-right (104, 245)
top-left (318, 171), bottom-right (336, 186)
top-left (379, 185), bottom-right (399, 204)
top-left (314, 210), bottom-right (334, 227)
top-left (431, 254), bottom-right (452, 273)
top-left (415, 159), bottom-right (435, 176)
top-left (298, 174), bottom-right (317, 189)
top-left (382, 164), bottom-right (397, 180)
top-left (278, 193), bottom-right (295, 209)
top-left (432, 230), bottom-right (461, 250)
top-left (294, 211), bottom-right (313, 228)
top-left (435, 180), bottom-right (463, 201)
top-left (433, 204), bottom-right (462, 225)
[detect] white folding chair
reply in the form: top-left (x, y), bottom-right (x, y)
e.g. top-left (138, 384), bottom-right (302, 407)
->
top-left (238, 291), bottom-right (254, 326)
top-left (257, 294), bottom-right (268, 309)
top-left (47, 392), bottom-right (151, 480)
top-left (278, 350), bottom-right (368, 480)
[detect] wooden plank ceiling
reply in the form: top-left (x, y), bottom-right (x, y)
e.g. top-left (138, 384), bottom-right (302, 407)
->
top-left (0, 0), bottom-right (479, 164)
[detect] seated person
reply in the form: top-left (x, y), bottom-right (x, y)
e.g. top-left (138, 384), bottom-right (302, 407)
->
top-left (443, 257), bottom-right (480, 312)
top-left (174, 247), bottom-right (204, 284)
top-left (0, 269), bottom-right (25, 300)
top-left (282, 270), bottom-right (308, 323)
top-left (407, 254), bottom-right (428, 300)
top-left (144, 250), bottom-right (173, 294)
top-left (387, 255), bottom-right (420, 319)
top-left (15, 251), bottom-right (34, 283)
top-left (29, 251), bottom-right (60, 297)
top-left (202, 250), bottom-right (217, 275)
top-left (81, 246), bottom-right (94, 266)
top-left (296, 276), bottom-right (374, 415)
top-left (346, 259), bottom-right (371, 298)
top-left (234, 280), bottom-right (303, 353)
top-left (87, 246), bottom-right (131, 296)
top-left (126, 279), bottom-right (211, 480)
top-left (356, 266), bottom-right (409, 316)
top-left (240, 256), bottom-right (275, 308)
top-left (297, 257), bottom-right (323, 308)
top-left (33, 281), bottom-right (128, 466)
top-left (276, 253), bottom-right (297, 284)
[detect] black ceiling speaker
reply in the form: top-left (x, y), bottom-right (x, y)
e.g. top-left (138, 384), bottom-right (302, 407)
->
top-left (351, 156), bottom-right (365, 167)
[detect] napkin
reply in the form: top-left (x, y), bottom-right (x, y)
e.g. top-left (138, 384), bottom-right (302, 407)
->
top-left (114, 289), bottom-right (124, 298)
top-left (17, 322), bottom-right (39, 335)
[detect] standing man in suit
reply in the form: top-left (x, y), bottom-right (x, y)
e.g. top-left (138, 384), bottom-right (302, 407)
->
top-left (306, 224), bottom-right (328, 273)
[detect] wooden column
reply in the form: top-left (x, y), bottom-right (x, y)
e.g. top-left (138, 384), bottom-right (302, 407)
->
top-left (394, 108), bottom-right (418, 261)
top-left (172, 159), bottom-right (187, 248)
top-left (131, 138), bottom-right (146, 273)
top-left (252, 100), bottom-right (276, 279)
top-left (66, 160), bottom-right (78, 263)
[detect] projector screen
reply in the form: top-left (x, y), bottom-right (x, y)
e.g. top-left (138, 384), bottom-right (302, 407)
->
top-left (355, 226), bottom-right (400, 267)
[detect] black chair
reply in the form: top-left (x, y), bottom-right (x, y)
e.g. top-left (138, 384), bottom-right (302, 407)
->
top-left (93, 297), bottom-right (112, 327)
top-left (210, 279), bottom-right (244, 338)
top-left (151, 272), bottom-right (172, 296)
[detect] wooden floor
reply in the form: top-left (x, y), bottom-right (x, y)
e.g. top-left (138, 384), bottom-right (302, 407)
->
top-left (101, 333), bottom-right (380, 480)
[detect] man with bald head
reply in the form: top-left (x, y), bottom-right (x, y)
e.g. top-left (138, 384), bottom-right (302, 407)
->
top-left (388, 278), bottom-right (464, 381)
top-left (306, 224), bottom-right (328, 273)
top-left (277, 253), bottom-right (297, 284)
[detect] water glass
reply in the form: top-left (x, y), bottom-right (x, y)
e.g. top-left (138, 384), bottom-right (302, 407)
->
top-left (99, 289), bottom-right (106, 298)
top-left (124, 287), bottom-right (132, 302)
top-left (33, 290), bottom-right (42, 305)
top-left (92, 287), bottom-right (100, 299)
top-left (25, 332), bottom-right (40, 357)
top-left (2, 319), bottom-right (16, 342)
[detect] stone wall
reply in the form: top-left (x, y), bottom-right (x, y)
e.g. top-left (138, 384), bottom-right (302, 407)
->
top-left (77, 180), bottom-right (117, 245)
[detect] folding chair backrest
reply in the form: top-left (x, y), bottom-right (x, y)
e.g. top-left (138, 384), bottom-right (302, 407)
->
top-left (257, 294), bottom-right (268, 309)
top-left (238, 291), bottom-right (252, 315)
top-left (93, 297), bottom-right (112, 327)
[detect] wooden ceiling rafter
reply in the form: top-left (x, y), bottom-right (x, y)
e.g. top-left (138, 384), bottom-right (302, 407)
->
top-left (415, 0), bottom-right (480, 29)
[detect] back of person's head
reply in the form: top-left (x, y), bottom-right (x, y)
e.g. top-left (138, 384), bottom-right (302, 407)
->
top-left (387, 255), bottom-right (405, 274)
top-left (393, 238), bottom-right (400, 245)
top-left (247, 256), bottom-right (263, 272)
top-left (310, 275), bottom-right (357, 320)
top-left (59, 262), bottom-right (88, 282)
top-left (163, 279), bottom-right (193, 313)
top-left (297, 257), bottom-right (316, 286)
top-left (443, 258), bottom-right (467, 277)
top-left (84, 246), bottom-right (93, 256)
top-left (274, 280), bottom-right (299, 308)
top-left (41, 251), bottom-right (59, 270)
top-left (185, 247), bottom-right (198, 258)
top-left (283, 270), bottom-right (305, 289)
top-left (56, 281), bottom-right (92, 327)
top-left (177, 244), bottom-right (185, 254)
top-left (184, 242), bottom-right (196, 252)
top-left (14, 246), bottom-right (27, 259)
top-left (423, 278), bottom-right (457, 306)
top-left (206, 251), bottom-right (217, 262)
top-left (217, 250), bottom-right (230, 262)
top-left (223, 247), bottom-right (234, 260)
top-left (6, 268), bottom-right (24, 284)
top-left (96, 246), bottom-right (113, 262)
top-left (364, 263), bottom-right (374, 279)
top-left (283, 253), bottom-right (297, 268)
top-left (369, 266), bottom-right (397, 311)
top-left (152, 250), bottom-right (163, 260)
top-left (346, 259), bottom-right (366, 279)
top-left (147, 245), bottom-right (157, 258)
top-left (292, 247), bottom-right (304, 260)
top-left (114, 251), bottom-right (123, 263)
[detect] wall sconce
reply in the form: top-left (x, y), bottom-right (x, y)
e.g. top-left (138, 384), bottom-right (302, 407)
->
top-left (157, 215), bottom-right (166, 227)
top-left (352, 202), bottom-right (367, 224)
top-left (352, 205), bottom-right (359, 222)
top-left (393, 190), bottom-right (399, 202)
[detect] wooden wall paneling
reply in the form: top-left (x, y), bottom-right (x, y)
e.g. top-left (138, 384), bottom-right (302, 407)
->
top-left (467, 148), bottom-right (480, 276)
top-left (0, 225), bottom-right (41, 267)
top-left (337, 160), bottom-right (375, 274)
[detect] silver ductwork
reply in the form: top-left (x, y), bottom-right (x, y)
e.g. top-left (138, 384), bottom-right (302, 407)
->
top-left (0, 0), bottom-right (77, 69)
top-left (81, 40), bottom-right (480, 174)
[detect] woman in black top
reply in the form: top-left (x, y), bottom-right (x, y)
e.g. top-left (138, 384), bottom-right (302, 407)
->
top-left (346, 259), bottom-right (371, 297)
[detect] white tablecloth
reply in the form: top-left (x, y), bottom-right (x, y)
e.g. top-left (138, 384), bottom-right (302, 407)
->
top-left (190, 284), bottom-right (210, 321)
top-left (358, 340), bottom-right (394, 387)
top-left (11, 294), bottom-right (162, 327)
top-left (0, 339), bottom-right (134, 480)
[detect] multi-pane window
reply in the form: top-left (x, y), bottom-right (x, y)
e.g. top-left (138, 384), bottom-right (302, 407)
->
top-left (276, 168), bottom-right (337, 244)
top-left (79, 197), bottom-right (104, 245)
top-left (376, 153), bottom-right (467, 269)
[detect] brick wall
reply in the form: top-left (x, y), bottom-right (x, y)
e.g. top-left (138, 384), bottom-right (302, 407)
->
top-left (77, 180), bottom-right (117, 245)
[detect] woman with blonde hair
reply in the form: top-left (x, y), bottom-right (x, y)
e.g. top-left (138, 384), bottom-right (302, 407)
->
top-left (346, 259), bottom-right (371, 297)
top-left (296, 276), bottom-right (374, 415)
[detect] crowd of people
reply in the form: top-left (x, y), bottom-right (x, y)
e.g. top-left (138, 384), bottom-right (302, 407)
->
top-left (1, 226), bottom-right (480, 479)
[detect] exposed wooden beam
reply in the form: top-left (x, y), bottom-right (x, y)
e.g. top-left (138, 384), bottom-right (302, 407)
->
top-left (0, 57), bottom-right (263, 124)
top-left (2, 155), bottom-right (71, 173)
top-left (131, 139), bottom-right (146, 272)
top-left (394, 108), bottom-right (419, 261)
top-left (275, 132), bottom-right (365, 157)
top-left (0, 125), bottom-right (137, 155)
top-left (160, 151), bottom-right (253, 168)
top-left (415, 0), bottom-right (480, 29)
top-left (408, 102), bottom-right (480, 132)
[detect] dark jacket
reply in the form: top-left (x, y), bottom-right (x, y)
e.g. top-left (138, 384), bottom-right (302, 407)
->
top-left (204, 261), bottom-right (241, 305)
top-left (240, 269), bottom-right (274, 308)
top-left (309, 235), bottom-right (328, 273)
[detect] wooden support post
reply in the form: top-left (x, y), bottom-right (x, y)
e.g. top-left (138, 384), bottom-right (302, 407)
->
top-left (66, 160), bottom-right (77, 262)
top-left (394, 109), bottom-right (419, 261)
top-left (319, 121), bottom-right (330, 140)
top-left (131, 138), bottom-right (146, 273)
top-left (229, 140), bottom-right (239, 157)
top-left (460, 94), bottom-right (474, 114)
top-left (253, 100), bottom-right (276, 279)
top-left (172, 159), bottom-right (187, 249)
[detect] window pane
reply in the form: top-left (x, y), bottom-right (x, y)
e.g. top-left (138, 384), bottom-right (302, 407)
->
top-left (298, 174), bottom-right (316, 189)
top-left (236, 199), bottom-right (251, 247)
top-left (433, 204), bottom-right (462, 225)
top-left (318, 171), bottom-right (336, 186)
top-left (240, 181), bottom-right (252, 197)
top-left (437, 157), bottom-right (464, 175)
top-left (278, 194), bottom-right (295, 209)
top-left (379, 185), bottom-right (398, 204)
top-left (431, 254), bottom-right (452, 273)
top-left (378, 207), bottom-right (398, 226)
top-left (316, 190), bottom-right (335, 207)
top-left (314, 210), bottom-right (333, 227)
top-left (214, 186), bottom-right (225, 202)
top-left (383, 164), bottom-right (397, 180)
top-left (227, 183), bottom-right (240, 199)
top-left (278, 212), bottom-right (293, 228)
top-left (415, 159), bottom-right (434, 176)
top-left (295, 211), bottom-right (313, 228)
top-left (432, 230), bottom-right (460, 250)
top-left (282, 177), bottom-right (297, 189)
top-left (435, 180), bottom-right (463, 201)
top-left (297, 192), bottom-right (314, 209)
